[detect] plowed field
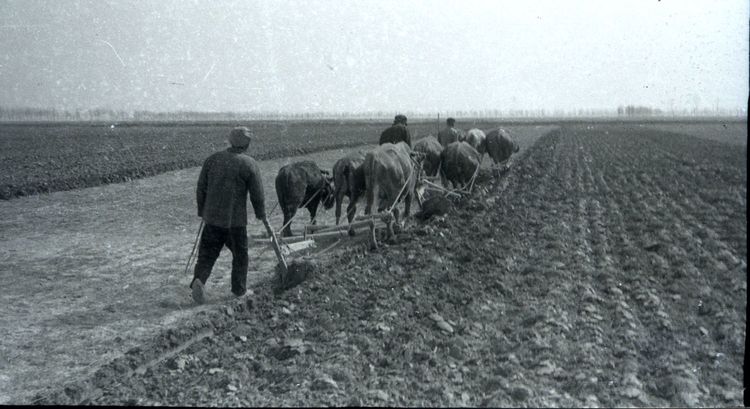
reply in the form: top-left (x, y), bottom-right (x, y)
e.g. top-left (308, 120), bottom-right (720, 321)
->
top-left (5, 122), bottom-right (746, 407)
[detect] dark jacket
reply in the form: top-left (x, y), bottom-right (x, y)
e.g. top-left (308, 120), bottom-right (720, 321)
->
top-left (197, 147), bottom-right (266, 228)
top-left (437, 126), bottom-right (460, 148)
top-left (379, 123), bottom-right (412, 147)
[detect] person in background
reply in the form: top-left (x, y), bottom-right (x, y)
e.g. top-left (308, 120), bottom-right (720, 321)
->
top-left (379, 114), bottom-right (412, 147)
top-left (191, 126), bottom-right (266, 305)
top-left (437, 117), bottom-right (460, 148)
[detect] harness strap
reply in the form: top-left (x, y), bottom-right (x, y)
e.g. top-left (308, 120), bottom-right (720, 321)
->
top-left (276, 185), bottom-right (325, 235)
top-left (385, 161), bottom-right (421, 215)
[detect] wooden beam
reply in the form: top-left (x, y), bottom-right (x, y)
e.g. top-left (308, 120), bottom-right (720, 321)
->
top-left (281, 239), bottom-right (316, 255)
top-left (279, 234), bottom-right (315, 245)
top-left (304, 223), bottom-right (336, 234)
top-left (249, 233), bottom-right (268, 241)
top-left (304, 226), bottom-right (377, 241)
top-left (262, 219), bottom-right (288, 279)
top-left (280, 222), bottom-right (385, 244)
top-left (351, 214), bottom-right (373, 222)
top-left (315, 219), bottom-right (378, 234)
top-left (423, 179), bottom-right (450, 191)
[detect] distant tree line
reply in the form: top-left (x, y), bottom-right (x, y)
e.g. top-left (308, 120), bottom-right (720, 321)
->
top-left (0, 105), bottom-right (745, 122)
top-left (617, 105), bottom-right (664, 117)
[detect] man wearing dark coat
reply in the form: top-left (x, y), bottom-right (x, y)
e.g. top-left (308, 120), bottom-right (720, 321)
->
top-left (191, 126), bottom-right (266, 304)
top-left (437, 117), bottom-right (460, 148)
top-left (379, 114), bottom-right (412, 147)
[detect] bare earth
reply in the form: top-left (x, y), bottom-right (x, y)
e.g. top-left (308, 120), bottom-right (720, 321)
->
top-left (0, 144), bottom-right (379, 404)
top-left (2, 123), bottom-right (745, 406)
top-left (1, 125), bottom-right (544, 404)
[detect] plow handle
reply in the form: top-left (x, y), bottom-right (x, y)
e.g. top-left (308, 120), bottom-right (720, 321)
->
top-left (262, 218), bottom-right (289, 275)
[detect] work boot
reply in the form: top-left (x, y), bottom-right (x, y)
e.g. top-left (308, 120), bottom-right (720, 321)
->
top-left (191, 278), bottom-right (205, 305)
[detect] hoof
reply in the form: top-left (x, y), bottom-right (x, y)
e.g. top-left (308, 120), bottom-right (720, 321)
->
top-left (348, 228), bottom-right (356, 237)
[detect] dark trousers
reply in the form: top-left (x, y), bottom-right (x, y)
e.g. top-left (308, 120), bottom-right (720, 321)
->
top-left (192, 223), bottom-right (248, 296)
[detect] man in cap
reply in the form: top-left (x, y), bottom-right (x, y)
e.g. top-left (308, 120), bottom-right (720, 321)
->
top-left (378, 113), bottom-right (412, 147)
top-left (191, 126), bottom-right (267, 304)
top-left (437, 117), bottom-right (460, 148)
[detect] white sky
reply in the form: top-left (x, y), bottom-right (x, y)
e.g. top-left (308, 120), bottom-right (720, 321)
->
top-left (0, 0), bottom-right (747, 113)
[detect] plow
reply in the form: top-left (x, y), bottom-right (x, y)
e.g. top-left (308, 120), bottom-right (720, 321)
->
top-left (422, 156), bottom-right (513, 200)
top-left (251, 155), bottom-right (423, 288)
top-left (251, 214), bottom-right (387, 291)
top-left (184, 160), bottom-right (507, 293)
top-left (249, 156), bottom-right (509, 291)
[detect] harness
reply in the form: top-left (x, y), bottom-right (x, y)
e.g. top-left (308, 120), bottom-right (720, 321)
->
top-left (384, 154), bottom-right (424, 215)
top-left (276, 184), bottom-right (327, 235)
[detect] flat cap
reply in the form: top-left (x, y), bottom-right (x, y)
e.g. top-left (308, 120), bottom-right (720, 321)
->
top-left (228, 126), bottom-right (253, 147)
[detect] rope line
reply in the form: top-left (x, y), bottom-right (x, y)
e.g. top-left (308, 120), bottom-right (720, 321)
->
top-left (276, 185), bottom-right (326, 236)
top-left (465, 160), bottom-right (482, 194)
top-left (385, 160), bottom-right (422, 215)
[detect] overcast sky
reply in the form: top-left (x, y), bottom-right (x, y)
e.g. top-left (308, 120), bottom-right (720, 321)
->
top-left (0, 0), bottom-right (747, 113)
